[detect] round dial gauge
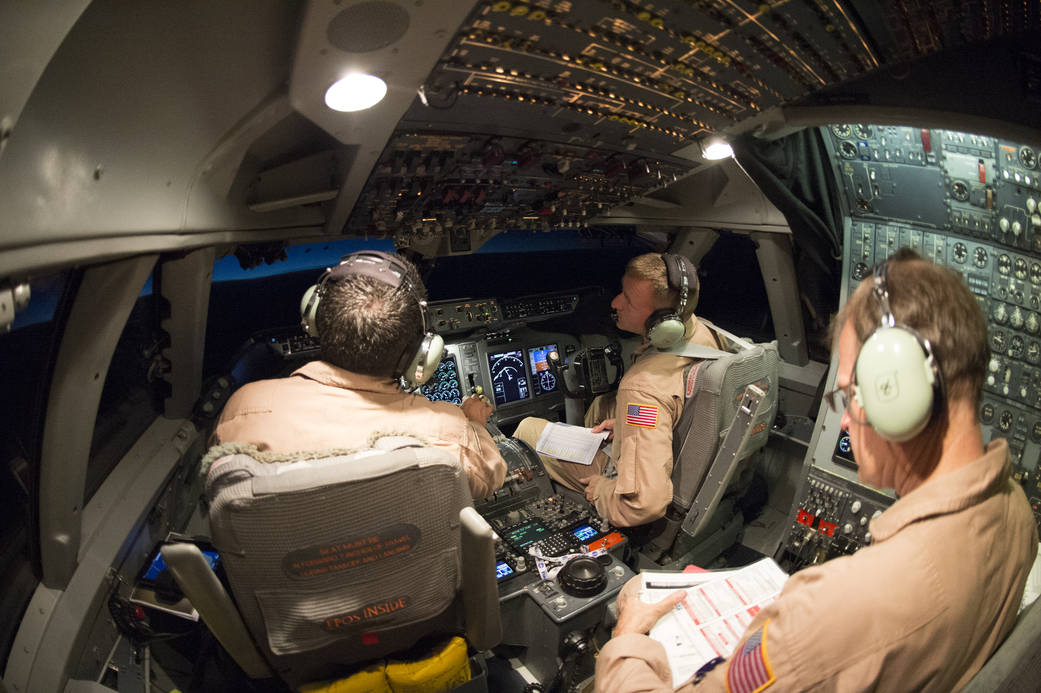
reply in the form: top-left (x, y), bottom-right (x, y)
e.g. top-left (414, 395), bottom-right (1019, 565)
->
top-left (1027, 341), bottom-right (1041, 364)
top-left (1031, 263), bottom-right (1041, 285)
top-left (998, 410), bottom-right (1014, 433)
top-left (973, 247), bottom-right (988, 268)
top-left (1008, 335), bottom-right (1024, 360)
top-left (1014, 258), bottom-right (1029, 280)
top-left (1019, 146), bottom-right (1037, 170)
top-left (840, 141), bottom-right (858, 160)
top-left (991, 330), bottom-right (1007, 353)
top-left (950, 181), bottom-right (970, 202)
top-left (831, 124), bottom-right (852, 139)
top-left (952, 242), bottom-right (968, 264)
top-left (538, 370), bottom-right (557, 392)
top-left (855, 124), bottom-right (873, 139)
top-left (997, 254), bottom-right (1012, 275)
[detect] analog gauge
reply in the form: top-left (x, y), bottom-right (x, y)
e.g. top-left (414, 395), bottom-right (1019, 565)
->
top-left (840, 141), bottom-right (858, 160)
top-left (1010, 307), bottom-right (1025, 330)
top-left (1027, 341), bottom-right (1041, 364)
top-left (997, 254), bottom-right (1012, 275)
top-left (992, 303), bottom-right (1008, 325)
top-left (950, 180), bottom-right (970, 202)
top-left (1027, 312), bottom-right (1040, 335)
top-left (1008, 335), bottom-right (1024, 360)
top-left (980, 402), bottom-right (995, 423)
top-left (1019, 146), bottom-right (1037, 170)
top-left (1014, 258), bottom-right (1029, 280)
top-left (538, 370), bottom-right (557, 393)
top-left (998, 409), bottom-right (1014, 433)
top-left (973, 247), bottom-right (988, 268)
top-left (855, 124), bottom-right (873, 139)
top-left (991, 330), bottom-right (1007, 353)
top-left (831, 124), bottom-right (852, 139)
top-left (952, 242), bottom-right (968, 264)
top-left (1031, 263), bottom-right (1041, 285)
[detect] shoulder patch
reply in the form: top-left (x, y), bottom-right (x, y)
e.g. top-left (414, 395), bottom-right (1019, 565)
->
top-left (625, 402), bottom-right (658, 428)
top-left (726, 621), bottom-right (775, 693)
top-left (684, 363), bottom-right (702, 398)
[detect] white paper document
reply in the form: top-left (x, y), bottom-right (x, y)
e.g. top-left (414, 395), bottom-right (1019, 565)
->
top-left (535, 422), bottom-right (609, 466)
top-left (642, 558), bottom-right (788, 687)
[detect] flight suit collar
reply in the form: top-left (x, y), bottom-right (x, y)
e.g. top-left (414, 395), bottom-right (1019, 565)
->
top-left (870, 438), bottom-right (1010, 542)
top-left (292, 360), bottom-right (401, 394)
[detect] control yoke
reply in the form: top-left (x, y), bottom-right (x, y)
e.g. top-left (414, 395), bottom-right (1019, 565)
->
top-left (547, 345), bottom-right (623, 400)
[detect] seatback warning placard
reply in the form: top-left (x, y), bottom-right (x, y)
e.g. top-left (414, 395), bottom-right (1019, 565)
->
top-left (283, 524), bottom-right (421, 579)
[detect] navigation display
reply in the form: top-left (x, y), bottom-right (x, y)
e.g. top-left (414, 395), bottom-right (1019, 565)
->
top-left (528, 344), bottom-right (558, 396)
top-left (420, 354), bottom-right (463, 404)
top-left (488, 349), bottom-right (530, 405)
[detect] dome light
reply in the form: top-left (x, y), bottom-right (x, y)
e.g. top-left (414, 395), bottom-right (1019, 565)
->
top-left (701, 138), bottom-right (734, 160)
top-left (324, 74), bottom-right (387, 112)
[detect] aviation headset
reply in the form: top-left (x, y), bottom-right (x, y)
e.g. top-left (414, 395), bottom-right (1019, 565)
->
top-left (645, 253), bottom-right (699, 349)
top-left (299, 251), bottom-right (445, 388)
top-left (852, 259), bottom-right (944, 442)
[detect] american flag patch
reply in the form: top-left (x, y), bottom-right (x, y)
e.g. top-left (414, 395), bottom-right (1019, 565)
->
top-left (625, 403), bottom-right (658, 428)
top-left (726, 622), bottom-right (775, 693)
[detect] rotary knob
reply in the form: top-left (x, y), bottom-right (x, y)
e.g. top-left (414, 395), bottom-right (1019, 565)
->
top-left (557, 557), bottom-right (608, 598)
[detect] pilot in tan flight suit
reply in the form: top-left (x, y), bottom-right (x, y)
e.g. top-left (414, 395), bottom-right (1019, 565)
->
top-left (515, 252), bottom-right (721, 527)
top-left (213, 251), bottom-right (506, 499)
top-left (596, 249), bottom-right (1038, 692)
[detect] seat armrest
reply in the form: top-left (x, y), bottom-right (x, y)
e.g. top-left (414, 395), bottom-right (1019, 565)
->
top-left (459, 507), bottom-right (502, 650)
top-left (160, 543), bottom-right (273, 679)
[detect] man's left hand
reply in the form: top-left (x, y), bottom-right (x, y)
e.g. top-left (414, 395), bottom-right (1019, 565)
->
top-left (612, 575), bottom-right (687, 638)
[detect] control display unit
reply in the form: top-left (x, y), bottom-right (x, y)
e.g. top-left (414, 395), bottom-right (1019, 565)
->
top-left (489, 349), bottom-right (530, 405)
top-left (420, 354), bottom-right (463, 404)
top-left (528, 344), bottom-right (559, 397)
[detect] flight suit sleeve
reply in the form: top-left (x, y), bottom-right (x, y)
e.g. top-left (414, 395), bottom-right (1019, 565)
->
top-left (457, 418), bottom-right (507, 499)
top-left (588, 385), bottom-right (679, 526)
top-left (595, 634), bottom-right (698, 693)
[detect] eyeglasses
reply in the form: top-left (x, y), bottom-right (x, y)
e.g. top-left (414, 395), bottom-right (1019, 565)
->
top-left (823, 382), bottom-right (868, 424)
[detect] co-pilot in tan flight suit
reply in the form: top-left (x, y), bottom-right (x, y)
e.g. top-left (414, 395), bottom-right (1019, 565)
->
top-left (595, 438), bottom-right (1039, 692)
top-left (514, 316), bottom-right (720, 527)
top-left (213, 361), bottom-right (507, 499)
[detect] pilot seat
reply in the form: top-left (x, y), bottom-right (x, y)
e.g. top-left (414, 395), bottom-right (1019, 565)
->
top-left (160, 436), bottom-right (502, 691)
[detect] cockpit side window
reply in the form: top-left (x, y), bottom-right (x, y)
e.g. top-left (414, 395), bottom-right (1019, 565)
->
top-left (0, 271), bottom-right (72, 666)
top-left (84, 272), bottom-right (164, 504)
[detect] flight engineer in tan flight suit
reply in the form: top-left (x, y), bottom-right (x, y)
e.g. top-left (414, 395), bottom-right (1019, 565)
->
top-left (596, 249), bottom-right (1038, 692)
top-left (515, 252), bottom-right (722, 527)
top-left (214, 250), bottom-right (506, 499)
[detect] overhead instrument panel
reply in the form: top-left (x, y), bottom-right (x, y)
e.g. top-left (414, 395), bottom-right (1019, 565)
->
top-left (822, 124), bottom-right (1041, 537)
top-left (337, 1), bottom-right (1041, 251)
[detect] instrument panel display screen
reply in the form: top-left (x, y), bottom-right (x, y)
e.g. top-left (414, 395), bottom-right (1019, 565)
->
top-left (571, 524), bottom-right (597, 542)
top-left (420, 354), bottom-right (463, 404)
top-left (503, 518), bottom-right (549, 549)
top-left (488, 349), bottom-right (530, 405)
top-left (495, 561), bottom-right (514, 580)
top-left (833, 430), bottom-right (856, 470)
top-left (528, 344), bottom-right (558, 396)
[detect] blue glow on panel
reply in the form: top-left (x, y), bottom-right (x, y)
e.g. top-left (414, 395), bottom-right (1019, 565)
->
top-left (212, 238), bottom-right (397, 283)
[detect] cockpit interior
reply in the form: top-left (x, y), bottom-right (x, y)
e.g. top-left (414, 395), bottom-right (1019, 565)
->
top-left (2, 1), bottom-right (1041, 692)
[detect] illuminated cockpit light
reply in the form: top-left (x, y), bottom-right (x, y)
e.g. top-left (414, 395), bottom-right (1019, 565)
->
top-left (324, 74), bottom-right (387, 112)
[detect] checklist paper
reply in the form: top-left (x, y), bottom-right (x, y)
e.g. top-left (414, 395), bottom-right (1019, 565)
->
top-left (535, 422), bottom-right (610, 466)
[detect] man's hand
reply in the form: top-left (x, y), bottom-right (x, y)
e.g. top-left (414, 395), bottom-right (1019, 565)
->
top-left (612, 575), bottom-right (686, 638)
top-left (460, 393), bottom-right (493, 426)
top-left (592, 418), bottom-right (616, 441)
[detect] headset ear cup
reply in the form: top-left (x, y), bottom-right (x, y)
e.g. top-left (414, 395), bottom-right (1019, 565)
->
top-left (646, 310), bottom-right (685, 349)
top-left (403, 334), bottom-right (445, 388)
top-left (300, 284), bottom-right (321, 338)
top-left (854, 327), bottom-right (935, 442)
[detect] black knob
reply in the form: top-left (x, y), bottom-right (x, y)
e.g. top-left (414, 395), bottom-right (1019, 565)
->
top-left (557, 556), bottom-right (607, 598)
